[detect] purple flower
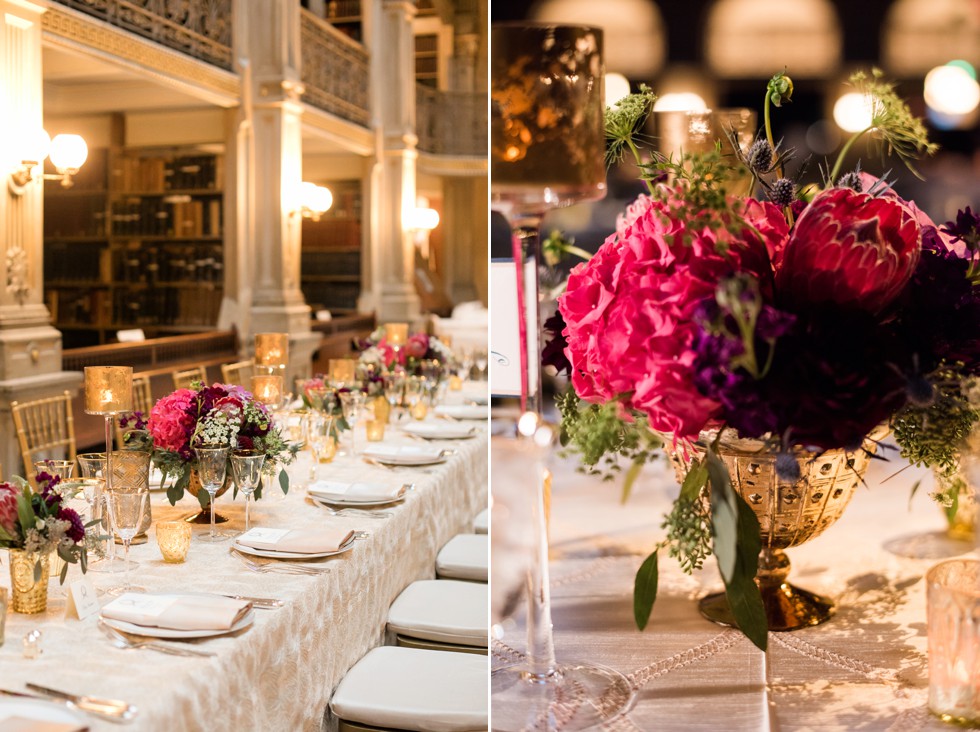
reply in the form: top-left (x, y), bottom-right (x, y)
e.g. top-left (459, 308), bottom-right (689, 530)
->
top-left (57, 506), bottom-right (85, 543)
top-left (542, 311), bottom-right (572, 376)
top-left (941, 206), bottom-right (980, 252)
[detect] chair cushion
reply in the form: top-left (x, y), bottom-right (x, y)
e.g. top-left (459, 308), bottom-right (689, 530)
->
top-left (436, 534), bottom-right (488, 582)
top-left (330, 647), bottom-right (488, 732)
top-left (388, 580), bottom-right (488, 647)
top-left (473, 509), bottom-right (488, 535)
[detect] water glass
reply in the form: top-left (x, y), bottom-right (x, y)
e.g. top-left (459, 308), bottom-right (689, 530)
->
top-left (340, 391), bottom-right (366, 456)
top-left (307, 413), bottom-right (336, 482)
top-left (75, 452), bottom-right (121, 573)
top-left (105, 490), bottom-right (149, 594)
top-left (928, 558), bottom-right (980, 725)
top-left (231, 450), bottom-right (266, 533)
top-left (194, 446), bottom-right (231, 542)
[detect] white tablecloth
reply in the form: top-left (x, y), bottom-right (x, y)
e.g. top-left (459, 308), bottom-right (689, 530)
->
top-left (0, 403), bottom-right (488, 732)
top-left (493, 443), bottom-right (972, 731)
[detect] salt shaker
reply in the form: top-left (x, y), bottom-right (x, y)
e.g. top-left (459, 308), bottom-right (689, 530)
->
top-left (23, 629), bottom-right (42, 659)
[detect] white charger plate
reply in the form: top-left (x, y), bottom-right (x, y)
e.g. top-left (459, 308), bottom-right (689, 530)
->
top-left (434, 405), bottom-right (487, 420)
top-left (362, 446), bottom-right (448, 466)
top-left (100, 608), bottom-right (254, 640)
top-left (0, 698), bottom-right (83, 725)
top-left (307, 491), bottom-right (406, 507)
top-left (402, 423), bottom-right (476, 440)
top-left (232, 535), bottom-right (356, 560)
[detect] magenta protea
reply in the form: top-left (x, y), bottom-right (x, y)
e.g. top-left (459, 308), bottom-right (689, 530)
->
top-left (0, 482), bottom-right (18, 538)
top-left (775, 188), bottom-right (921, 315)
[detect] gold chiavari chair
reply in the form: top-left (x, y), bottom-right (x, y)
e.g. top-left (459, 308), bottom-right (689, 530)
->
top-left (115, 371), bottom-right (154, 448)
top-left (11, 391), bottom-right (76, 477)
top-left (220, 359), bottom-right (255, 387)
top-left (171, 365), bottom-right (207, 391)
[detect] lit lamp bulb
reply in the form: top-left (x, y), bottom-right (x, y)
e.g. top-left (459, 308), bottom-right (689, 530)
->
top-left (299, 182), bottom-right (333, 221)
top-left (50, 134), bottom-right (88, 175)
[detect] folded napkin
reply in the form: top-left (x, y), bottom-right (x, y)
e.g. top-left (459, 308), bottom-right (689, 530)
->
top-left (0, 719), bottom-right (86, 732)
top-left (236, 526), bottom-right (355, 554)
top-left (434, 405), bottom-right (487, 420)
top-left (102, 593), bottom-right (251, 631)
top-left (362, 446), bottom-right (444, 464)
top-left (402, 422), bottom-right (475, 439)
top-left (308, 481), bottom-right (406, 502)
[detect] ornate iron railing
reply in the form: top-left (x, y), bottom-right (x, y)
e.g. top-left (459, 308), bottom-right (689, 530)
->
top-left (49, 0), bottom-right (233, 70)
top-left (416, 84), bottom-right (487, 157)
top-left (300, 9), bottom-right (370, 128)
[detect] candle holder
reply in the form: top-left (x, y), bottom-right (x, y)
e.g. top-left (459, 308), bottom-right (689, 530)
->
top-left (83, 366), bottom-right (133, 575)
top-left (328, 359), bottom-right (357, 388)
top-left (385, 323), bottom-right (409, 347)
top-left (251, 374), bottom-right (284, 407)
top-left (155, 521), bottom-right (192, 563)
top-left (365, 420), bottom-right (385, 442)
top-left (254, 333), bottom-right (289, 374)
top-left (928, 558), bottom-right (980, 725)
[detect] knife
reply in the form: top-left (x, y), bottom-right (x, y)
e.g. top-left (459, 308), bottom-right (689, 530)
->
top-left (3, 685), bottom-right (137, 724)
top-left (221, 594), bottom-right (284, 609)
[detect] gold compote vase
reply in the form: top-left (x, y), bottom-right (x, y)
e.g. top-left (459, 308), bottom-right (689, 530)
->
top-left (674, 426), bottom-right (888, 631)
top-left (8, 549), bottom-right (50, 614)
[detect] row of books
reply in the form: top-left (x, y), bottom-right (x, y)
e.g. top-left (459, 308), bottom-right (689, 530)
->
top-left (44, 197), bottom-right (108, 239)
top-left (301, 281), bottom-right (360, 312)
top-left (301, 249), bottom-right (360, 276)
top-left (111, 198), bottom-right (222, 238)
top-left (44, 244), bottom-right (110, 283)
top-left (112, 154), bottom-right (224, 192)
top-left (46, 285), bottom-right (222, 329)
top-left (116, 245), bottom-right (223, 284)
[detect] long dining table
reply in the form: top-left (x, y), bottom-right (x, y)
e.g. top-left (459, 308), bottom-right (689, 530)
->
top-left (492, 440), bottom-right (971, 731)
top-left (0, 390), bottom-right (488, 732)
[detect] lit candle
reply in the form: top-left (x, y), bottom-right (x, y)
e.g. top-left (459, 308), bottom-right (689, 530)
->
top-left (251, 375), bottom-right (284, 406)
top-left (329, 359), bottom-right (357, 387)
top-left (365, 420), bottom-right (385, 442)
top-left (386, 323), bottom-right (409, 347)
top-left (449, 374), bottom-right (463, 391)
top-left (411, 401), bottom-right (428, 421)
top-left (254, 333), bottom-right (289, 370)
top-left (84, 366), bottom-right (133, 414)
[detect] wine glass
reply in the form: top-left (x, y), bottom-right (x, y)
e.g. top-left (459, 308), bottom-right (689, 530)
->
top-left (306, 413), bottom-right (336, 483)
top-left (383, 370), bottom-right (407, 422)
top-left (194, 446), bottom-right (231, 542)
top-left (76, 452), bottom-right (124, 574)
top-left (492, 25), bottom-right (635, 730)
top-left (339, 391), bottom-right (366, 456)
top-left (104, 490), bottom-right (149, 595)
top-left (230, 450), bottom-right (266, 533)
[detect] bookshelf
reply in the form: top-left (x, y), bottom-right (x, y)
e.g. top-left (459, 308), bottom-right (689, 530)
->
top-left (44, 145), bottom-right (225, 348)
top-left (300, 180), bottom-right (362, 314)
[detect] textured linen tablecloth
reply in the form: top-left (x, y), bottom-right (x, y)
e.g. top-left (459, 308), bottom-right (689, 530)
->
top-left (493, 443), bottom-right (974, 731)
top-left (0, 403), bottom-right (488, 732)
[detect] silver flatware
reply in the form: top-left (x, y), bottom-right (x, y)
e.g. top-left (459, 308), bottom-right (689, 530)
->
top-left (229, 548), bottom-right (331, 576)
top-left (220, 594), bottom-right (284, 609)
top-left (98, 620), bottom-right (216, 658)
top-left (308, 501), bottom-right (393, 519)
top-left (8, 683), bottom-right (139, 724)
top-left (362, 457), bottom-right (434, 473)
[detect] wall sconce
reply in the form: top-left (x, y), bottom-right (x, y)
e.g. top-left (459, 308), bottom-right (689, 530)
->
top-left (10, 129), bottom-right (88, 194)
top-left (406, 198), bottom-right (440, 261)
top-left (296, 181), bottom-right (333, 222)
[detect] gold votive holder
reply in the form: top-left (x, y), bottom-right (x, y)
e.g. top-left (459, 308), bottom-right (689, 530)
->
top-left (386, 322), bottom-right (409, 347)
top-left (156, 521), bottom-right (192, 563)
top-left (928, 558), bottom-right (980, 725)
top-left (449, 374), bottom-right (463, 391)
top-left (84, 366), bottom-right (133, 414)
top-left (366, 420), bottom-right (385, 442)
top-left (318, 437), bottom-right (337, 463)
top-left (255, 333), bottom-right (289, 370)
top-left (251, 374), bottom-right (284, 406)
top-left (0, 587), bottom-right (7, 646)
top-left (411, 401), bottom-right (428, 421)
top-left (328, 359), bottom-right (357, 387)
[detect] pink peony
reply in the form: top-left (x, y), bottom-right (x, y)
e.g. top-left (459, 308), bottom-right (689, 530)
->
top-left (405, 334), bottom-right (429, 360)
top-left (0, 482), bottom-right (18, 539)
top-left (560, 191), bottom-right (773, 440)
top-left (775, 187), bottom-right (921, 315)
top-left (147, 388), bottom-right (197, 453)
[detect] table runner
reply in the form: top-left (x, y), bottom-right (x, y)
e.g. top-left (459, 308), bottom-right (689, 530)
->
top-left (493, 445), bottom-right (969, 731)
top-left (0, 408), bottom-right (488, 732)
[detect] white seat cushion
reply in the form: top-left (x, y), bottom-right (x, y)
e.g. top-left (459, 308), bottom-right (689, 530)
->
top-left (436, 534), bottom-right (488, 582)
top-left (473, 508), bottom-right (488, 535)
top-left (330, 646), bottom-right (488, 732)
top-left (388, 580), bottom-right (488, 647)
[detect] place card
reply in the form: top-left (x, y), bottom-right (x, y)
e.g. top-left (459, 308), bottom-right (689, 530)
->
top-left (64, 576), bottom-right (100, 621)
top-left (238, 527), bottom-right (290, 545)
top-left (103, 593), bottom-right (178, 619)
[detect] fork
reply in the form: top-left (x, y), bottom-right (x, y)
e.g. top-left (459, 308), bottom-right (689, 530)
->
top-left (98, 619), bottom-right (215, 657)
top-left (362, 457), bottom-right (433, 474)
top-left (229, 548), bottom-right (331, 576)
top-left (310, 501), bottom-right (392, 519)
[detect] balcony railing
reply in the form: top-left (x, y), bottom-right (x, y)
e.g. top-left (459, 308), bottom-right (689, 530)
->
top-left (416, 85), bottom-right (487, 157)
top-left (300, 9), bottom-right (370, 128)
top-left (50, 0), bottom-right (233, 70)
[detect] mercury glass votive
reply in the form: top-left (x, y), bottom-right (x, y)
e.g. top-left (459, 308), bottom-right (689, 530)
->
top-left (411, 401), bottom-right (428, 420)
top-left (928, 558), bottom-right (980, 725)
top-left (0, 587), bottom-right (8, 647)
top-left (84, 366), bottom-right (134, 414)
top-left (254, 333), bottom-right (289, 370)
top-left (156, 521), bottom-right (192, 563)
top-left (366, 420), bottom-right (385, 442)
top-left (385, 323), bottom-right (409, 347)
top-left (251, 374), bottom-right (284, 406)
top-left (329, 359), bottom-right (357, 387)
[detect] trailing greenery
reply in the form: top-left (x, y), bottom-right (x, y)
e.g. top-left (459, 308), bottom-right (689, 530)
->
top-left (604, 84), bottom-right (657, 171)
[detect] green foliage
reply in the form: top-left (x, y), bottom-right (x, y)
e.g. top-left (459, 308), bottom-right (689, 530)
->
top-left (767, 71), bottom-right (794, 108)
top-left (661, 497), bottom-right (712, 574)
top-left (605, 84), bottom-right (657, 167)
top-left (633, 551), bottom-right (659, 630)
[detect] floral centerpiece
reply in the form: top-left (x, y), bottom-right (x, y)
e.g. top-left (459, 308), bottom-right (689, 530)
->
top-left (357, 327), bottom-right (453, 375)
top-left (128, 382), bottom-right (297, 508)
top-left (550, 70), bottom-right (980, 649)
top-left (0, 472), bottom-right (91, 584)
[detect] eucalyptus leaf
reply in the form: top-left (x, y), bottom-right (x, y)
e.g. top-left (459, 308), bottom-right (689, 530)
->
top-left (706, 450), bottom-right (738, 583)
top-left (279, 469), bottom-right (289, 495)
top-left (60, 561), bottom-right (69, 584)
top-left (80, 548), bottom-right (88, 574)
top-left (722, 564), bottom-right (768, 652)
top-left (633, 551), bottom-right (659, 630)
top-left (680, 458), bottom-right (709, 502)
top-left (621, 461), bottom-right (644, 504)
top-left (16, 487), bottom-right (35, 539)
top-left (196, 485), bottom-right (212, 510)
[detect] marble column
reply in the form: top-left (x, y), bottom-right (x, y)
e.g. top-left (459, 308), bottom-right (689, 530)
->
top-left (361, 0), bottom-right (422, 323)
top-left (0, 0), bottom-right (82, 475)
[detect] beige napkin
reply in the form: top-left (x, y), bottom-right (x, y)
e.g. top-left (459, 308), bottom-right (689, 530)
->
top-left (236, 527), bottom-right (355, 554)
top-left (308, 481), bottom-right (405, 502)
top-left (101, 593), bottom-right (251, 631)
top-left (0, 719), bottom-right (87, 732)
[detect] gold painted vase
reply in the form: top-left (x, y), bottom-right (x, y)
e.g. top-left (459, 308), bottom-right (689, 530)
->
top-left (674, 427), bottom-right (887, 631)
top-left (185, 469), bottom-right (232, 524)
top-left (8, 550), bottom-right (49, 614)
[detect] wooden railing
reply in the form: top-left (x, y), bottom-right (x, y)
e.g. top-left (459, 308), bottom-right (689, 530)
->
top-left (49, 0), bottom-right (234, 70)
top-left (300, 9), bottom-right (370, 127)
top-left (63, 330), bottom-right (239, 372)
top-left (416, 84), bottom-right (487, 157)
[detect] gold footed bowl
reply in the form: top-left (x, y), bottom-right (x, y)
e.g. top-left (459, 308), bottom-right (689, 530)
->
top-left (9, 549), bottom-right (50, 614)
top-left (184, 470), bottom-right (231, 524)
top-left (677, 427), bottom-right (887, 631)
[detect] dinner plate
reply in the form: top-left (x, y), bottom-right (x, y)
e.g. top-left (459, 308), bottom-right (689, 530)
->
top-left (0, 698), bottom-right (83, 726)
top-left (100, 608), bottom-right (254, 640)
top-left (402, 423), bottom-right (476, 440)
top-left (308, 492), bottom-right (405, 508)
top-left (434, 405), bottom-right (487, 420)
top-left (232, 535), bottom-right (356, 560)
top-left (362, 446), bottom-right (448, 466)
top-left (307, 481), bottom-right (408, 505)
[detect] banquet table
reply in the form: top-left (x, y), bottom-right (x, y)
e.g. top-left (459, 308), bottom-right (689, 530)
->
top-left (0, 389), bottom-right (488, 732)
top-left (492, 442), bottom-right (973, 732)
